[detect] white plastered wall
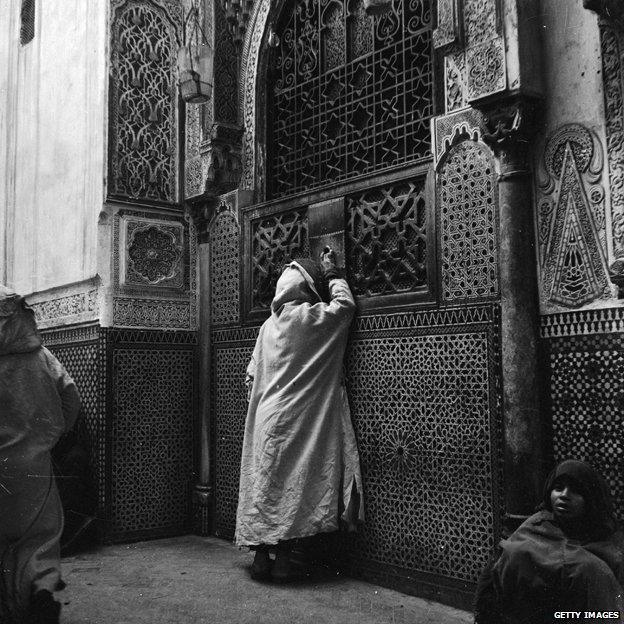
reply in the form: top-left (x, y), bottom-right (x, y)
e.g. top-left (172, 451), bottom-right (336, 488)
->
top-left (0, 0), bottom-right (108, 294)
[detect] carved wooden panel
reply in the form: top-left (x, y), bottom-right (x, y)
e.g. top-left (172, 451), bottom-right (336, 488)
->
top-left (346, 177), bottom-right (429, 299)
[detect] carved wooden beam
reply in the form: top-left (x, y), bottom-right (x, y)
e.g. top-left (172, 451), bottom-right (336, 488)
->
top-left (481, 95), bottom-right (542, 176)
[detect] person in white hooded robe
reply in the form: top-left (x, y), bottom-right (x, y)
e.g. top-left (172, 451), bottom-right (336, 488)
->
top-left (0, 285), bottom-right (81, 624)
top-left (235, 249), bottom-right (364, 582)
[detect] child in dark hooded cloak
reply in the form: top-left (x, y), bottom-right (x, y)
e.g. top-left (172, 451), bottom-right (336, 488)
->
top-left (474, 459), bottom-right (624, 624)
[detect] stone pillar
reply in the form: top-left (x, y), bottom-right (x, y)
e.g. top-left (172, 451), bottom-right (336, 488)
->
top-left (481, 96), bottom-right (547, 530)
top-left (188, 198), bottom-right (217, 535)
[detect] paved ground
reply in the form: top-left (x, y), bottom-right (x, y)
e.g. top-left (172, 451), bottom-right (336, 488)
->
top-left (59, 535), bottom-right (473, 624)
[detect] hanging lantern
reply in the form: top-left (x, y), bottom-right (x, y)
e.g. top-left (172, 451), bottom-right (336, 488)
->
top-left (178, 43), bottom-right (213, 104)
top-left (178, 3), bottom-right (213, 104)
top-left (364, 0), bottom-right (393, 15)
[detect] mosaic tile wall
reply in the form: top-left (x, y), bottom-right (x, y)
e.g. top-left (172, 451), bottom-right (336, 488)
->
top-left (45, 326), bottom-right (199, 543)
top-left (542, 311), bottom-right (624, 522)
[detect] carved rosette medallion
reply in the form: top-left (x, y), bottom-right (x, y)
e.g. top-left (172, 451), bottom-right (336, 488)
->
top-left (536, 124), bottom-right (610, 309)
top-left (127, 224), bottom-right (183, 287)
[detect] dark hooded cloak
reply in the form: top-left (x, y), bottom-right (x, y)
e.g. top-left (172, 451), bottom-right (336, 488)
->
top-left (475, 460), bottom-right (624, 624)
top-left (0, 286), bottom-right (81, 622)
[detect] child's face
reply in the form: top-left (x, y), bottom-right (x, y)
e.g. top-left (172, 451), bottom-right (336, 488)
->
top-left (550, 477), bottom-right (585, 521)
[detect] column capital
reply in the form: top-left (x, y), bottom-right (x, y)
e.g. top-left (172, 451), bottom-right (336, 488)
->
top-left (584, 0), bottom-right (624, 29)
top-left (477, 96), bottom-right (543, 178)
top-left (480, 96), bottom-right (542, 149)
top-left (186, 195), bottom-right (219, 243)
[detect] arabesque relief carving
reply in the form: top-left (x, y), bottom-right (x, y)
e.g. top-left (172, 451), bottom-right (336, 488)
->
top-left (536, 124), bottom-right (610, 309)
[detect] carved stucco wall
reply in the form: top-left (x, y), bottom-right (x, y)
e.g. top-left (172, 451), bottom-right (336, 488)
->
top-left (107, 0), bottom-right (198, 331)
top-left (536, 2), bottom-right (624, 523)
top-left (434, 0), bottom-right (506, 113)
top-left (534, 1), bottom-right (615, 314)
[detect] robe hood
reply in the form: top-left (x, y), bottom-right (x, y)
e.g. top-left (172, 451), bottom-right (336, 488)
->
top-left (0, 284), bottom-right (42, 355)
top-left (541, 459), bottom-right (617, 540)
top-left (271, 261), bottom-right (323, 313)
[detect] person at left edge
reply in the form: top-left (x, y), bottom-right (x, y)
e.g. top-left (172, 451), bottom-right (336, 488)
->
top-left (0, 284), bottom-right (81, 624)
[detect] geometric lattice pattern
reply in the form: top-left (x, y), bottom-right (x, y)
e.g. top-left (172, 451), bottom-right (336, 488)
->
top-left (213, 344), bottom-right (255, 538)
top-left (109, 1), bottom-right (180, 203)
top-left (547, 333), bottom-right (624, 523)
top-left (211, 211), bottom-right (240, 326)
top-left (439, 140), bottom-right (498, 301)
top-left (109, 346), bottom-right (195, 541)
top-left (44, 326), bottom-right (105, 518)
top-left (268, 0), bottom-right (433, 198)
top-left (346, 177), bottom-right (428, 297)
top-left (251, 208), bottom-right (309, 310)
top-left (346, 326), bottom-right (499, 582)
top-left (210, 310), bottom-right (502, 586)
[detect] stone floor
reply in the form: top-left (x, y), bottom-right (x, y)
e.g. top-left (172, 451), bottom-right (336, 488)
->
top-left (59, 535), bottom-right (473, 624)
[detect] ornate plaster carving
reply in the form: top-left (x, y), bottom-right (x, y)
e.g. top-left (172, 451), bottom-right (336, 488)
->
top-left (434, 0), bottom-right (462, 50)
top-left (599, 22), bottom-right (624, 257)
top-left (240, 0), bottom-right (272, 191)
top-left (438, 0), bottom-right (506, 107)
top-left (112, 209), bottom-right (198, 329)
top-left (108, 0), bottom-right (182, 204)
top-left (433, 107), bottom-right (485, 167)
top-left (29, 281), bottom-right (100, 329)
top-left (444, 51), bottom-right (468, 113)
top-left (126, 224), bottom-right (183, 286)
top-left (466, 37), bottom-right (506, 101)
top-left (536, 124), bottom-right (610, 309)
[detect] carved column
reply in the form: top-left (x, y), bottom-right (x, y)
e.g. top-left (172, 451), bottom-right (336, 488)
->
top-left (481, 96), bottom-right (547, 530)
top-left (187, 198), bottom-right (217, 535)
